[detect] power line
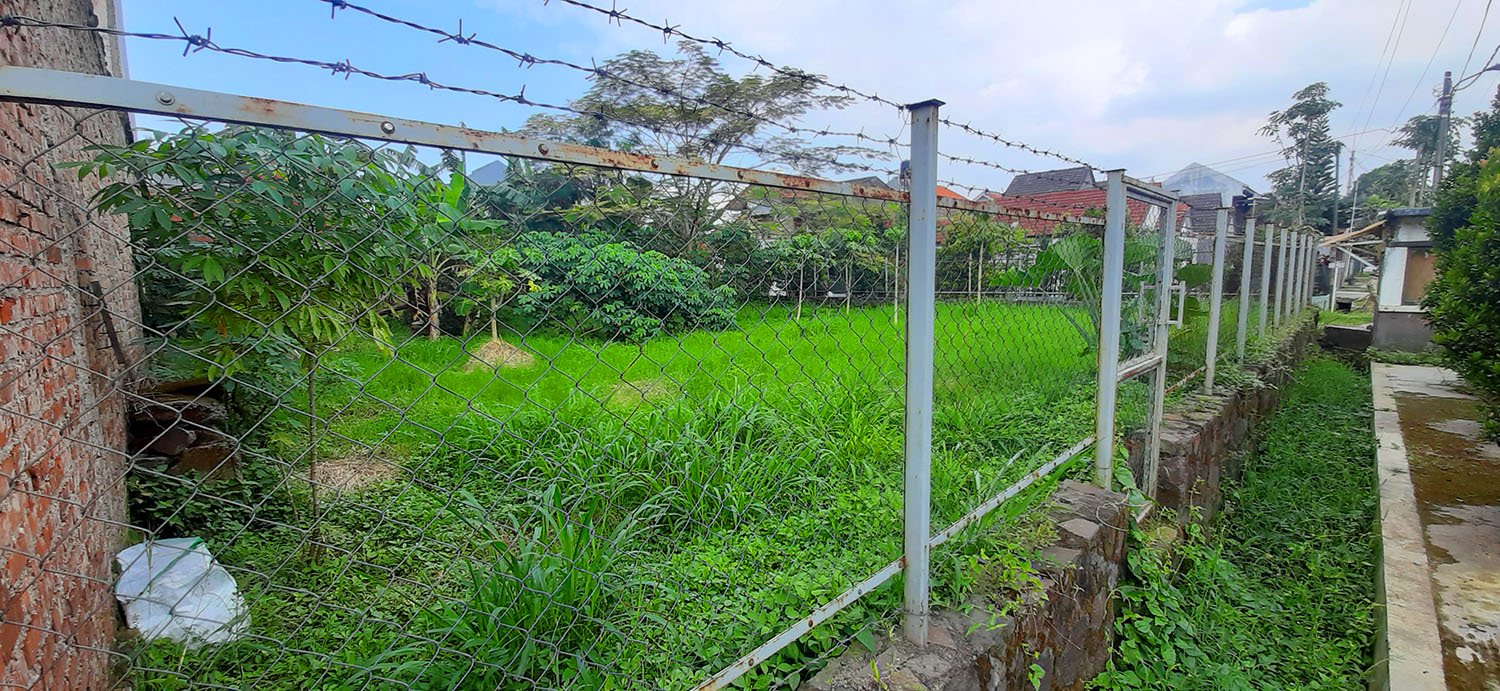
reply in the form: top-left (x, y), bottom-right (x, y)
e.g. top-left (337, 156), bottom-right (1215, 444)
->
top-left (543, 0), bottom-right (1102, 172)
top-left (1461, 0), bottom-right (1496, 78)
top-left (317, 0), bottom-right (910, 154)
top-left (0, 14), bottom-right (900, 178)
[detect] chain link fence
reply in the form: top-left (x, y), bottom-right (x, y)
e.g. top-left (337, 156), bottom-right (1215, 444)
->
top-left (1, 89), bottom-right (1137, 687)
top-left (2, 5), bottom-right (1320, 689)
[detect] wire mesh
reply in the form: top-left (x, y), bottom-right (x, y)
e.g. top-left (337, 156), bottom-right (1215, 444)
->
top-left (1, 6), bottom-right (1154, 689)
top-left (0, 100), bottom-right (935, 688)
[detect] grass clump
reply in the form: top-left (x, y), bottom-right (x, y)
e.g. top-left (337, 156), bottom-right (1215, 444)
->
top-left (1094, 357), bottom-right (1377, 690)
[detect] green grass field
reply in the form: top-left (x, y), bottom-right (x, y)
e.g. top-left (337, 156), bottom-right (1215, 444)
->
top-left (130, 301), bottom-right (1145, 690)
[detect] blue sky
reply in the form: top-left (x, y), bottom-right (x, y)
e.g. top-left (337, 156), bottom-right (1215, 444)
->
top-left (117, 0), bottom-right (1500, 195)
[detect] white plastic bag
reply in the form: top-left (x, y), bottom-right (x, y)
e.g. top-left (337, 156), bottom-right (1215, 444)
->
top-left (115, 538), bottom-right (248, 648)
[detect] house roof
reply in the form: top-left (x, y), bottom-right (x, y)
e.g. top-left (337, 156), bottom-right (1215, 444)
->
top-left (1320, 220), bottom-right (1382, 247)
top-left (468, 160), bottom-right (508, 186)
top-left (1179, 193), bottom-right (1224, 236)
top-left (1002, 166), bottom-right (1095, 197)
top-left (1162, 162), bottom-right (1256, 198)
top-left (982, 189), bottom-right (1189, 236)
top-left (843, 175), bottom-right (893, 190)
top-left (936, 185), bottom-right (966, 201)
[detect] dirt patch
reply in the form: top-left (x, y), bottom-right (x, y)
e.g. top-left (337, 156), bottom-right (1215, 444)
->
top-left (607, 378), bottom-right (677, 408)
top-left (306, 453), bottom-right (401, 493)
top-left (466, 339), bottom-right (536, 371)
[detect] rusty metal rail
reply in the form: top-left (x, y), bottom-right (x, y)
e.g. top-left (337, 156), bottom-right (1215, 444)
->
top-left (0, 66), bottom-right (1099, 226)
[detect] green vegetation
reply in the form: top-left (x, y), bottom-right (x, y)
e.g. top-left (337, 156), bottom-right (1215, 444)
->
top-left (1319, 309), bottom-right (1372, 326)
top-left (1094, 358), bottom-right (1377, 690)
top-left (1427, 87), bottom-right (1500, 439)
top-left (122, 300), bottom-right (1125, 690)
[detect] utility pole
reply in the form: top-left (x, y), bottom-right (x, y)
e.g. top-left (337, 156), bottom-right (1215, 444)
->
top-left (1347, 147), bottom-right (1359, 230)
top-left (1332, 144), bottom-right (1341, 231)
top-left (1432, 70), bottom-right (1455, 194)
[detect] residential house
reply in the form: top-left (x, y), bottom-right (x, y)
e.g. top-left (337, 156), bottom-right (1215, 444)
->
top-left (1370, 208), bottom-right (1436, 351)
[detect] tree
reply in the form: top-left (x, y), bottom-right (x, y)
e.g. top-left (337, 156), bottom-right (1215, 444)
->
top-left (73, 127), bottom-right (416, 561)
top-left (1260, 83), bottom-right (1343, 233)
top-left (1394, 114), bottom-right (1466, 205)
top-left (523, 42), bottom-right (883, 252)
top-left (1425, 152), bottom-right (1500, 438)
top-left (1425, 86), bottom-right (1500, 437)
top-left (992, 227), bottom-right (1158, 353)
top-left (1431, 86), bottom-right (1500, 248)
top-left (945, 218), bottom-right (1024, 302)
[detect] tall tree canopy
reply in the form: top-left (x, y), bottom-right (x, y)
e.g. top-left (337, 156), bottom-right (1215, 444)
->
top-left (523, 41), bottom-right (882, 252)
top-left (1393, 113), bottom-right (1466, 205)
top-left (1260, 82), bottom-right (1342, 233)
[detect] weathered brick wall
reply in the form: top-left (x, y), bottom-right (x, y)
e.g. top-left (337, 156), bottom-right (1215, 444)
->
top-left (1, 1), bottom-right (139, 688)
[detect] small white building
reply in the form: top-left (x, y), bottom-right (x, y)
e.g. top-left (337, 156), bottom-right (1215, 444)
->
top-left (1372, 208), bottom-right (1435, 351)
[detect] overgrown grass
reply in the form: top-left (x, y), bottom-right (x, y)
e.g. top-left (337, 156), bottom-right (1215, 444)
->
top-left (129, 301), bottom-right (1123, 690)
top-left (1320, 309), bottom-right (1373, 326)
top-left (1094, 357), bottom-right (1377, 690)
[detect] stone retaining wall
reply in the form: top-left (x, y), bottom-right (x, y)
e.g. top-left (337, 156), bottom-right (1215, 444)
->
top-left (806, 314), bottom-right (1322, 690)
top-left (1129, 314), bottom-right (1320, 524)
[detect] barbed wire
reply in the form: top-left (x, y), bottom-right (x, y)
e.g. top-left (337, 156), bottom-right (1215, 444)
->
top-left (541, 0), bottom-right (1101, 171)
top-left (318, 0), bottom-right (909, 155)
top-left (0, 15), bottom-right (901, 180)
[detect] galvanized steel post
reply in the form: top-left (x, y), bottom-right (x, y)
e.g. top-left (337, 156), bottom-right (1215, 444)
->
top-left (901, 99), bottom-right (942, 647)
top-left (1297, 232), bottom-right (1309, 312)
top-left (1145, 200), bottom-right (1177, 500)
top-left (1094, 170), bottom-right (1128, 489)
top-left (1236, 216), bottom-right (1255, 360)
top-left (1276, 226), bottom-right (1291, 323)
top-left (1258, 222), bottom-right (1273, 339)
top-left (1290, 232), bottom-right (1302, 312)
top-left (1203, 206), bottom-right (1229, 392)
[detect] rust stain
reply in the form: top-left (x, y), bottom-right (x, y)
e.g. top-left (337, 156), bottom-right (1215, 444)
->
top-left (237, 96), bottom-right (280, 117)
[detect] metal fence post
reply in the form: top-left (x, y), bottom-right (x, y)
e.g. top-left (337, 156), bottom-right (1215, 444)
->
top-left (1297, 232), bottom-right (1309, 312)
top-left (1309, 234), bottom-right (1320, 309)
top-left (1276, 226), bottom-right (1290, 324)
top-left (1203, 206), bottom-right (1228, 392)
top-left (901, 98), bottom-right (941, 647)
top-left (1330, 239), bottom-right (1341, 310)
top-left (1145, 200), bottom-right (1176, 500)
top-left (1258, 222), bottom-right (1273, 340)
top-left (1094, 170), bottom-right (1127, 489)
top-left (1236, 216), bottom-right (1254, 360)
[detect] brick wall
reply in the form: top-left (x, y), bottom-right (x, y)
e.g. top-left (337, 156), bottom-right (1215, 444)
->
top-left (1, 1), bottom-right (140, 688)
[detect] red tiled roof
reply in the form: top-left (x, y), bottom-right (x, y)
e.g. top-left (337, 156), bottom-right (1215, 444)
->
top-left (981, 189), bottom-right (1189, 236)
top-left (935, 185), bottom-right (966, 201)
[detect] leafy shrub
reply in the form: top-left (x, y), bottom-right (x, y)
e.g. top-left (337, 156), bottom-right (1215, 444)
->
top-left (1426, 152), bottom-right (1500, 437)
top-left (126, 456), bottom-right (293, 539)
top-left (517, 231), bottom-right (736, 340)
top-left (68, 127), bottom-right (413, 379)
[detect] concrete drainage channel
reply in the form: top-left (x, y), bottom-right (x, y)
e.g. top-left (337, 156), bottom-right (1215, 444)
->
top-left (1371, 364), bottom-right (1500, 691)
top-left (803, 316), bottom-right (1322, 690)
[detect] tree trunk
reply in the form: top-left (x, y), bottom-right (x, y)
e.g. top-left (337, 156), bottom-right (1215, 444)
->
top-left (796, 263), bottom-right (805, 322)
top-left (426, 276), bottom-right (440, 340)
top-left (489, 298), bottom-right (499, 341)
top-left (976, 244), bottom-right (986, 303)
top-left (845, 259), bottom-right (852, 313)
top-left (305, 355), bottom-right (322, 564)
top-left (893, 247), bottom-right (901, 326)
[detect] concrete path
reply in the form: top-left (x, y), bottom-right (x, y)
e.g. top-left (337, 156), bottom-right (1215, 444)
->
top-left (1373, 364), bottom-right (1500, 691)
